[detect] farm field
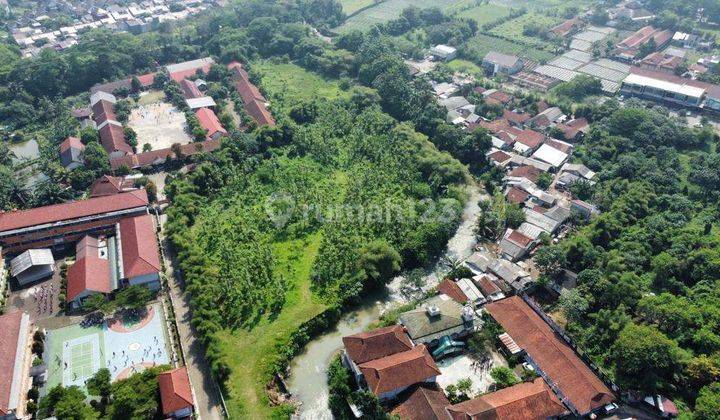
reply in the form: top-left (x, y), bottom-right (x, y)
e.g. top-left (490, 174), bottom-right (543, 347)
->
top-left (251, 61), bottom-right (351, 111)
top-left (456, 3), bottom-right (513, 26)
top-left (464, 33), bottom-right (555, 63)
top-left (334, 0), bottom-right (473, 33)
top-left (489, 12), bottom-right (563, 52)
top-left (493, 0), bottom-right (594, 10)
top-left (217, 234), bottom-right (327, 419)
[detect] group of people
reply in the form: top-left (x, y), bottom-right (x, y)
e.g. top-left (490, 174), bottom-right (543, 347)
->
top-left (32, 283), bottom-right (55, 315)
top-left (108, 337), bottom-right (165, 374)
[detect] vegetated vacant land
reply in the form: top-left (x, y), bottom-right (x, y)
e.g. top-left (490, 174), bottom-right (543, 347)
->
top-left (489, 12), bottom-right (563, 52)
top-left (499, 0), bottom-right (595, 10)
top-left (339, 0), bottom-right (377, 15)
top-left (465, 33), bottom-right (555, 63)
top-left (334, 0), bottom-right (472, 33)
top-left (252, 61), bottom-right (351, 111)
top-left (446, 58), bottom-right (484, 75)
top-left (217, 234), bottom-right (327, 419)
top-left (455, 3), bottom-right (512, 26)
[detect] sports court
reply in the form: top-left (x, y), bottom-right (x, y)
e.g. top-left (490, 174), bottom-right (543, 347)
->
top-left (43, 303), bottom-right (171, 394)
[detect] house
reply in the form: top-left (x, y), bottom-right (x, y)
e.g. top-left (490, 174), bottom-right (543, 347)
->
top-left (502, 109), bottom-right (530, 127)
top-left (89, 175), bottom-right (138, 198)
top-left (195, 108), bottom-right (227, 141)
top-left (166, 57), bottom-right (214, 82)
top-left (482, 52), bottom-right (523, 76)
top-left (615, 26), bottom-right (673, 61)
top-left (524, 208), bottom-right (562, 234)
top-left (10, 249), bottom-right (54, 286)
top-left (430, 44), bottom-right (457, 61)
top-left (544, 137), bottom-right (573, 154)
top-left (358, 345), bottom-right (441, 401)
top-left (517, 222), bottom-right (545, 241)
top-left (550, 17), bottom-right (582, 38)
top-left (342, 325), bottom-right (414, 383)
top-left (463, 251), bottom-right (493, 275)
top-left (390, 383), bottom-right (450, 420)
top-left (179, 78), bottom-right (203, 99)
top-left (228, 61), bottom-right (275, 127)
top-left (555, 118), bottom-right (589, 141)
top-left (473, 274), bottom-right (505, 302)
top-left (445, 378), bottom-right (568, 420)
top-left (0, 190), bottom-right (149, 255)
top-left (436, 278), bottom-right (468, 305)
top-left (158, 367), bottom-right (194, 419)
top-left (482, 89), bottom-right (514, 107)
top-left (118, 214), bottom-right (161, 290)
top-left (66, 235), bottom-right (113, 309)
top-left (487, 150), bottom-right (512, 167)
top-left (59, 137), bottom-right (85, 170)
top-left (512, 130), bottom-right (545, 156)
top-left (99, 122), bottom-right (133, 158)
top-left (486, 297), bottom-right (615, 415)
top-left (640, 50), bottom-right (685, 73)
top-left (109, 138), bottom-right (221, 171)
top-left (488, 259), bottom-right (531, 292)
top-left (620, 67), bottom-right (720, 110)
top-left (0, 311), bottom-right (32, 420)
top-left (531, 144), bottom-right (569, 169)
top-left (499, 229), bottom-right (535, 262)
top-left (561, 163), bottom-right (595, 180)
top-left (433, 82), bottom-right (459, 98)
top-left (508, 165), bottom-right (542, 184)
top-left (455, 278), bottom-right (485, 307)
top-left (572, 199), bottom-right (600, 218)
top-left (399, 295), bottom-right (474, 347)
top-left (529, 107), bottom-right (564, 130)
top-left (505, 186), bottom-right (529, 206)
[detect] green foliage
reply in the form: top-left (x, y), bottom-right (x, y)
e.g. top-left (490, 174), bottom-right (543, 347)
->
top-left (86, 368), bottom-right (112, 399)
top-left (38, 385), bottom-right (97, 420)
top-left (551, 75), bottom-right (603, 102)
top-left (490, 366), bottom-right (519, 389)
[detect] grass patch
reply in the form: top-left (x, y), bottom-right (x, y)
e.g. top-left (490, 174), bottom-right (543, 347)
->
top-left (334, 0), bottom-right (473, 33)
top-left (464, 33), bottom-right (555, 63)
top-left (137, 90), bottom-right (166, 106)
top-left (340, 0), bottom-right (377, 15)
top-left (252, 61), bottom-right (350, 111)
top-left (455, 3), bottom-right (512, 26)
top-left (217, 234), bottom-right (327, 419)
top-left (489, 12), bottom-right (563, 52)
top-left (446, 58), bottom-right (484, 75)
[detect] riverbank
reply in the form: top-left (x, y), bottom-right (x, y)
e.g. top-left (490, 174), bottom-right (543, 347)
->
top-left (286, 185), bottom-right (485, 419)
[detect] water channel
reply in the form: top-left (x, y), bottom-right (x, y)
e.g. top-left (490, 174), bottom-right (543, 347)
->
top-left (286, 185), bottom-right (484, 419)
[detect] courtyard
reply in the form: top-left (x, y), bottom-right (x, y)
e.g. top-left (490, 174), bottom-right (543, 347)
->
top-left (42, 302), bottom-right (172, 393)
top-left (436, 349), bottom-right (509, 397)
top-left (126, 97), bottom-right (193, 151)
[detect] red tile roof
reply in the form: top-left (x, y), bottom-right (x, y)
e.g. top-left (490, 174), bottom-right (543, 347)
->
top-left (99, 123), bottom-right (133, 155)
top-left (0, 311), bottom-right (25, 415)
top-left (136, 72), bottom-right (156, 87)
top-left (629, 66), bottom-right (720, 98)
top-left (515, 130), bottom-right (545, 148)
top-left (476, 275), bottom-right (501, 296)
top-left (67, 241), bottom-right (112, 302)
top-left (503, 110), bottom-right (531, 125)
top-left (158, 367), bottom-right (194, 416)
top-left (506, 187), bottom-right (529, 205)
top-left (488, 150), bottom-right (511, 164)
top-left (437, 278), bottom-right (469, 304)
top-left (544, 138), bottom-right (573, 154)
top-left (507, 230), bottom-right (533, 248)
top-left (92, 99), bottom-right (116, 125)
top-left (169, 65), bottom-right (213, 83)
top-left (118, 214), bottom-right (161, 279)
top-left (486, 297), bottom-right (615, 414)
top-left (508, 165), bottom-right (541, 183)
top-left (486, 90), bottom-right (513, 105)
top-left (59, 137), bottom-right (84, 154)
top-left (180, 79), bottom-right (203, 99)
top-left (445, 378), bottom-right (567, 420)
top-left (551, 18), bottom-right (580, 37)
top-left (359, 345), bottom-right (441, 396)
top-left (89, 175), bottom-right (137, 198)
top-left (0, 190), bottom-right (149, 232)
top-left (343, 325), bottom-right (413, 365)
top-left (391, 384), bottom-right (451, 420)
top-left (555, 118), bottom-right (588, 140)
top-left (228, 61), bottom-right (276, 127)
top-left (195, 108), bottom-right (227, 140)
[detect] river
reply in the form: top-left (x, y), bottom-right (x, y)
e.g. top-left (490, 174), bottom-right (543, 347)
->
top-left (286, 185), bottom-right (484, 419)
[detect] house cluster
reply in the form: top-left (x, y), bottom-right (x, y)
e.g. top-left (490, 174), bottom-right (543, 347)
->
top-left (0, 179), bottom-right (164, 310)
top-left (10, 0), bottom-right (220, 58)
top-left (339, 290), bottom-right (618, 418)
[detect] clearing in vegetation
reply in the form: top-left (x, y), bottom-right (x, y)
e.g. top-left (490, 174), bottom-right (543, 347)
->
top-left (334, 0), bottom-right (472, 33)
top-left (465, 33), bottom-right (555, 63)
top-left (455, 3), bottom-right (512, 26)
top-left (339, 0), bottom-right (377, 15)
top-left (489, 12), bottom-right (564, 52)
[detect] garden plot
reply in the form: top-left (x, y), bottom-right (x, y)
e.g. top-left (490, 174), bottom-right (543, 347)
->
top-left (335, 0), bottom-right (472, 32)
top-left (127, 101), bottom-right (193, 151)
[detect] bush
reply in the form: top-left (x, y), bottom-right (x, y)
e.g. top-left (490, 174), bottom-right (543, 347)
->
top-left (490, 366), bottom-right (520, 389)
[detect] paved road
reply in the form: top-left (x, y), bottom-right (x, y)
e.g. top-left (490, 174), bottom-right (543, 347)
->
top-left (157, 213), bottom-right (224, 420)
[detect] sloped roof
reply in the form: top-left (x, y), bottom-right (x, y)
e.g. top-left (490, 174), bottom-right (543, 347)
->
top-left (195, 108), bottom-right (227, 139)
top-left (0, 311), bottom-right (27, 415)
top-left (180, 78), bottom-right (203, 99)
top-left (0, 190), bottom-right (149, 232)
top-left (89, 175), bottom-right (136, 198)
top-left (400, 295), bottom-right (467, 341)
top-left (119, 214), bottom-right (161, 279)
top-left (474, 274), bottom-right (502, 296)
top-left (485, 297), bottom-right (615, 414)
top-left (390, 384), bottom-right (451, 420)
top-left (167, 57), bottom-right (214, 82)
top-left (99, 123), bottom-right (132, 155)
top-left (507, 230), bottom-right (533, 247)
top-left (508, 165), bottom-right (541, 183)
top-left (446, 378), bottom-right (567, 420)
top-left (92, 99), bottom-right (116, 125)
top-left (359, 345), bottom-right (441, 396)
top-left (506, 187), bottom-right (529, 205)
top-left (503, 110), bottom-right (530, 125)
top-left (487, 150), bottom-right (511, 164)
top-left (484, 51), bottom-right (521, 68)
top-left (10, 249), bottom-right (54, 277)
top-left (228, 61), bottom-right (276, 127)
top-left (343, 325), bottom-right (413, 365)
top-left (158, 367), bottom-right (194, 415)
top-left (59, 137), bottom-right (85, 153)
top-left (67, 244), bottom-right (112, 302)
top-left (109, 138), bottom-right (222, 170)
top-left (437, 278), bottom-right (469, 304)
top-left (515, 130), bottom-right (545, 149)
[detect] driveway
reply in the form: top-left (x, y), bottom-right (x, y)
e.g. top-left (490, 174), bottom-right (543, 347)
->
top-left (157, 213), bottom-right (225, 420)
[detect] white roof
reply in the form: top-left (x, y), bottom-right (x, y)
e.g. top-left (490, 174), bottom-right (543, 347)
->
top-left (532, 144), bottom-right (569, 168)
top-left (90, 90), bottom-right (116, 106)
top-left (623, 73), bottom-right (706, 98)
top-left (517, 222), bottom-right (545, 240)
top-left (166, 57), bottom-right (214, 74)
top-left (186, 96), bottom-right (216, 109)
top-left (457, 278), bottom-right (484, 302)
top-left (431, 44), bottom-right (457, 55)
top-left (10, 249), bottom-right (54, 277)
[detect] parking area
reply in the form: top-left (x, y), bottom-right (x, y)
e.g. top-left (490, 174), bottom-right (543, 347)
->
top-left (127, 100), bottom-right (193, 151)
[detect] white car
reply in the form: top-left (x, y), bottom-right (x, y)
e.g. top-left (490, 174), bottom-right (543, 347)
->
top-left (603, 403), bottom-right (619, 414)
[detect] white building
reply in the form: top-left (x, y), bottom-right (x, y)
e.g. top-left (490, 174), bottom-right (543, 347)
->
top-left (430, 44), bottom-right (457, 61)
top-left (10, 249), bottom-right (54, 286)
